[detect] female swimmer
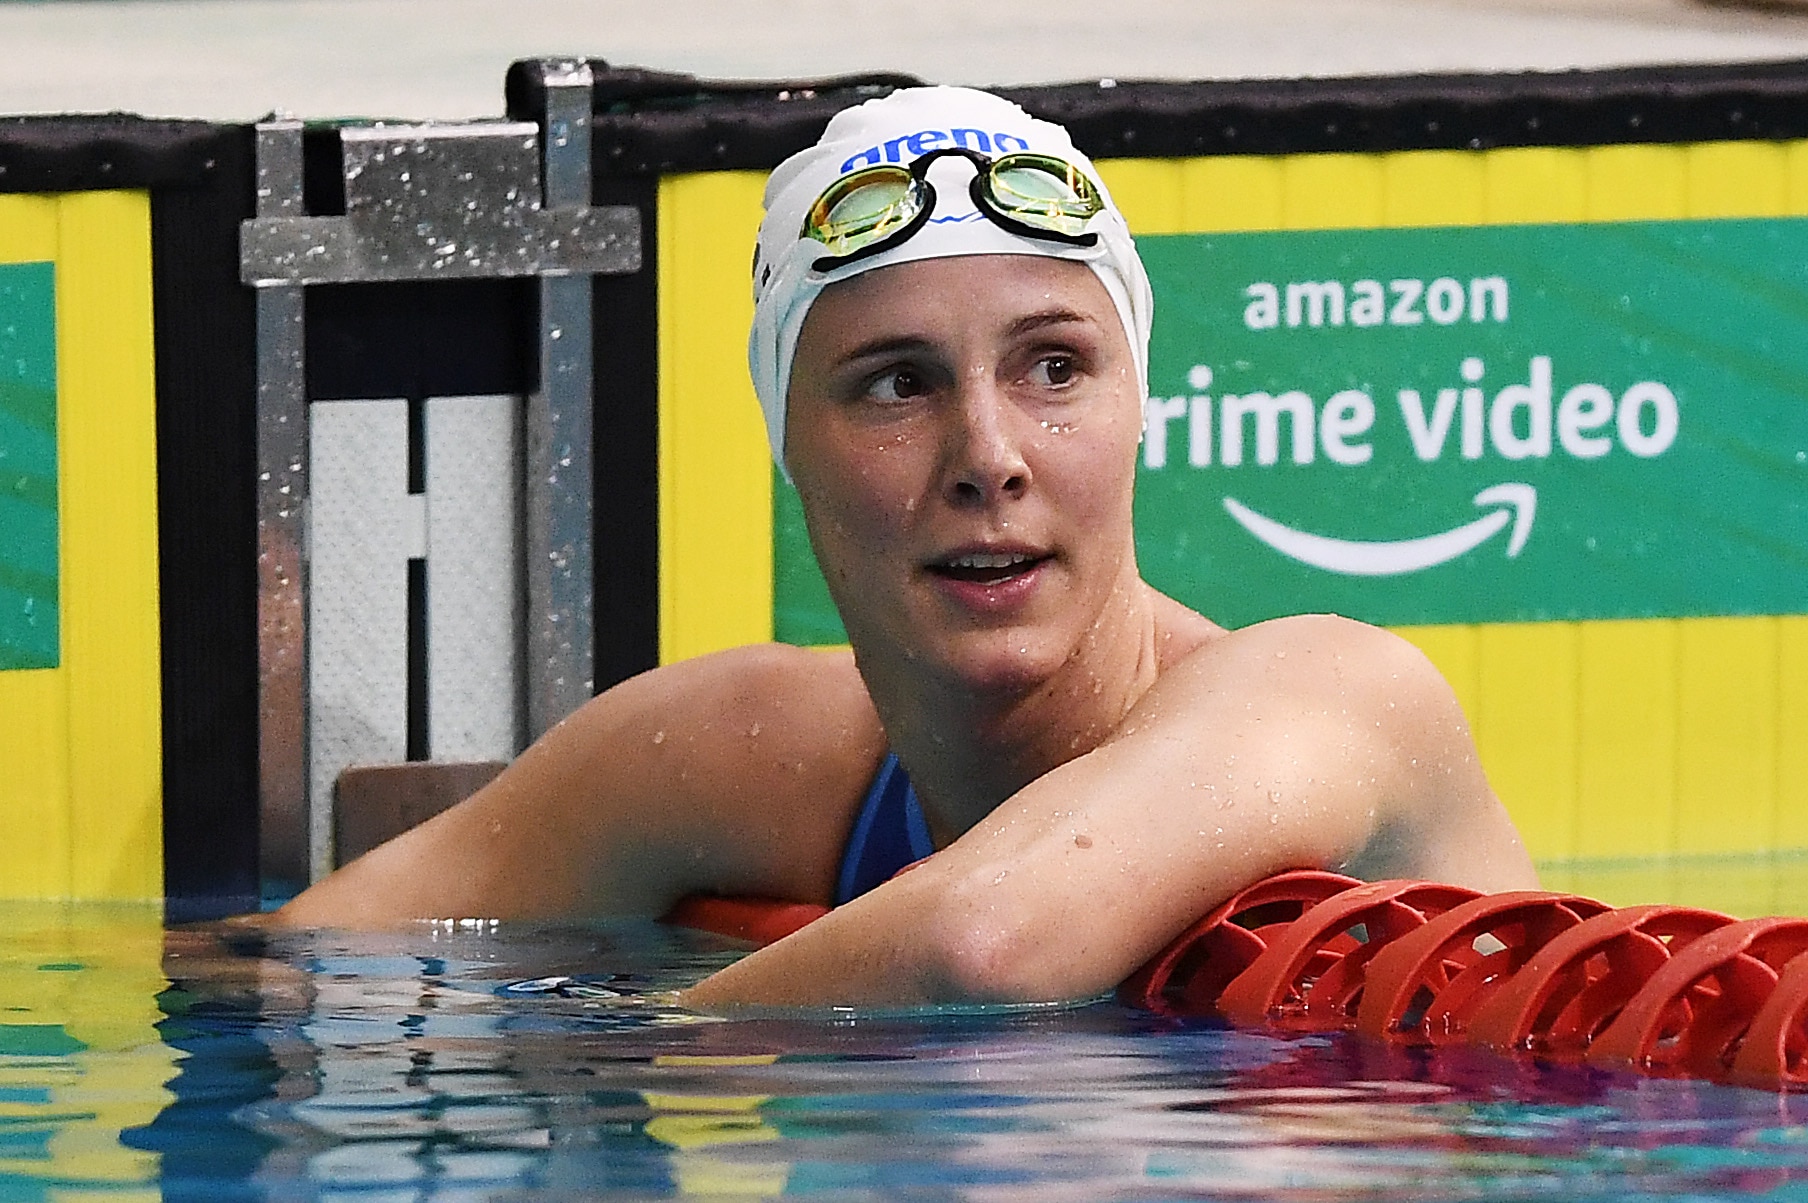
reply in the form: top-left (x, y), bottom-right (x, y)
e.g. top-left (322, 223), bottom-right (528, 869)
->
top-left (274, 87), bottom-right (1538, 1005)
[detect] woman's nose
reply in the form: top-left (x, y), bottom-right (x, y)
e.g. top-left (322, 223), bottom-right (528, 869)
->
top-left (943, 380), bottom-right (1031, 506)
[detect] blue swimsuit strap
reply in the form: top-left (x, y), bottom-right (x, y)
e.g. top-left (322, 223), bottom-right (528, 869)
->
top-left (834, 752), bottom-right (935, 907)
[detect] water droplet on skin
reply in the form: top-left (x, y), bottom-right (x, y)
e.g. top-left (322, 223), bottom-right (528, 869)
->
top-left (1275, 650), bottom-right (1287, 659)
top-left (651, 730), bottom-right (665, 744)
top-left (748, 722), bottom-right (762, 737)
top-left (992, 869), bottom-right (1010, 885)
top-left (1269, 813), bottom-right (1280, 825)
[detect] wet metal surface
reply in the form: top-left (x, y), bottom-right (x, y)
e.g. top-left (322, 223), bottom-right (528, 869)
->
top-left (240, 122), bottom-right (639, 286)
top-left (527, 62), bottom-right (598, 739)
top-left (246, 69), bottom-right (640, 885)
top-left (253, 120), bottom-right (311, 895)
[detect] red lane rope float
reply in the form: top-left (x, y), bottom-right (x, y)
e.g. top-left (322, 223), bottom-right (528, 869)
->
top-left (1465, 904), bottom-right (1733, 1061)
top-left (660, 895), bottom-right (829, 945)
top-left (1216, 879), bottom-right (1481, 1031)
top-left (1117, 869), bottom-right (1362, 1015)
top-left (1588, 916), bottom-right (1808, 1079)
top-left (1354, 891), bottom-right (1611, 1047)
top-left (660, 874), bottom-right (1808, 1090)
top-left (1731, 949), bottom-right (1808, 1087)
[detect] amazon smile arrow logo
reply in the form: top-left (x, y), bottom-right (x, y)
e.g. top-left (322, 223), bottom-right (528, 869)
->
top-left (1222, 483), bottom-right (1537, 577)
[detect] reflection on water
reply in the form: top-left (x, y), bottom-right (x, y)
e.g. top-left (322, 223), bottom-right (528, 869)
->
top-left (0, 903), bottom-right (174, 1201)
top-left (11, 902), bottom-right (1808, 1199)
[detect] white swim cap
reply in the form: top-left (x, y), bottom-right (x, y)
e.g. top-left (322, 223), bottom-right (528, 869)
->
top-left (748, 86), bottom-right (1153, 475)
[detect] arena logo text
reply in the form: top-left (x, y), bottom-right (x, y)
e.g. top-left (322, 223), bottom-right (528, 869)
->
top-left (839, 128), bottom-right (1033, 172)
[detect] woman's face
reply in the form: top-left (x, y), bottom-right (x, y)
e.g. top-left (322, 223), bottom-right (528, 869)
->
top-left (786, 254), bottom-right (1144, 695)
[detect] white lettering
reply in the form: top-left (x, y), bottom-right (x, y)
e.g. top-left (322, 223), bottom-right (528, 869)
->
top-left (1320, 390), bottom-right (1375, 465)
top-left (1462, 385), bottom-right (1486, 460)
top-left (1189, 396), bottom-right (1213, 467)
top-left (1149, 356), bottom-right (1678, 471)
top-left (1489, 356), bottom-right (1553, 460)
top-left (1470, 276), bottom-right (1509, 323)
top-left (1426, 277), bottom-right (1465, 325)
top-left (1557, 383), bottom-right (1614, 459)
top-left (1246, 275), bottom-right (1510, 331)
top-left (1388, 279), bottom-right (1425, 326)
top-left (1221, 392), bottom-right (1315, 466)
top-left (1244, 283), bottom-right (1280, 330)
top-left (1142, 395), bottom-right (1187, 469)
top-left (1460, 356), bottom-right (1486, 460)
top-left (1398, 388), bottom-right (1460, 462)
top-left (1286, 280), bottom-right (1345, 328)
top-left (1618, 381), bottom-right (1680, 457)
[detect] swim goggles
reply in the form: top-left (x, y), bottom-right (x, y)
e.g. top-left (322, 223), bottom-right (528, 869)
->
top-left (801, 146), bottom-right (1106, 272)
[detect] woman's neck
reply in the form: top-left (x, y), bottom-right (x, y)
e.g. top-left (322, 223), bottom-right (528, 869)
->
top-left (862, 576), bottom-right (1208, 843)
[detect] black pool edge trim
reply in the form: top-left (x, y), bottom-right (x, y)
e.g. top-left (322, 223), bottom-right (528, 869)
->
top-left (505, 56), bottom-right (1808, 176)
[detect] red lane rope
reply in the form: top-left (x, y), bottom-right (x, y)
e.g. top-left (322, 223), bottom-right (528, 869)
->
top-left (662, 873), bottom-right (1808, 1090)
top-left (1355, 891), bottom-right (1611, 1047)
top-left (1119, 869), bottom-right (1363, 1016)
top-left (1216, 879), bottom-right (1481, 1031)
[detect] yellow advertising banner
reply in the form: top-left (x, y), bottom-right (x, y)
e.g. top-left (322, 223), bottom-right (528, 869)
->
top-left (0, 191), bottom-right (162, 902)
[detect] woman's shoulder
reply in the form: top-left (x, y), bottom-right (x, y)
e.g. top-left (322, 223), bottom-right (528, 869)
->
top-left (603, 642), bottom-right (888, 790)
top-left (1162, 609), bottom-right (1449, 703)
top-left (1145, 610), bottom-right (1479, 807)
top-left (1137, 610), bottom-right (1532, 891)
top-left (639, 641), bottom-right (878, 734)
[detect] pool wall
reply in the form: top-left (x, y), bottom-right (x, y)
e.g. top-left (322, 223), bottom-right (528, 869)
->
top-left (4, 62), bottom-right (1808, 911)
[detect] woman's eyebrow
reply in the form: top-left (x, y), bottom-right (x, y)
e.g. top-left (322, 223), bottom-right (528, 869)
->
top-left (837, 334), bottom-right (934, 365)
top-left (1006, 307), bottom-right (1097, 338)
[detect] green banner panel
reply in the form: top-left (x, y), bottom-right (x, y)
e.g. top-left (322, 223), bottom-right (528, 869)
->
top-left (773, 216), bottom-right (1808, 640)
top-left (0, 261), bottom-right (59, 670)
top-left (1139, 217), bottom-right (1808, 627)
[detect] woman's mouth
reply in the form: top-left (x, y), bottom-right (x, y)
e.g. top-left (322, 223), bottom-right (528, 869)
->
top-left (930, 550), bottom-right (1051, 585)
top-left (925, 553), bottom-right (1055, 600)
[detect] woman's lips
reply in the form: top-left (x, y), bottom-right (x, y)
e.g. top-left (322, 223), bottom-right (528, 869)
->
top-left (924, 549), bottom-right (1052, 611)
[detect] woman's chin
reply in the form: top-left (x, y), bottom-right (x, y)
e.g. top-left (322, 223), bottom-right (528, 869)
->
top-left (915, 629), bottom-right (1075, 697)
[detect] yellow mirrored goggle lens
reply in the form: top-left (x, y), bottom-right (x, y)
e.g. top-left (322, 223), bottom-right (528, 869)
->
top-left (986, 153), bottom-right (1105, 237)
top-left (802, 167), bottom-right (921, 257)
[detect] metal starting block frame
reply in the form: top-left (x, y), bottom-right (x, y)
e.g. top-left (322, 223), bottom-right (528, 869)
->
top-left (242, 60), bottom-right (642, 887)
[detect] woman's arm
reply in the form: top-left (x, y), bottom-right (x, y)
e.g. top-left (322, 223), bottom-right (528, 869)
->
top-left (271, 644), bottom-right (886, 927)
top-left (680, 615), bottom-right (1537, 1008)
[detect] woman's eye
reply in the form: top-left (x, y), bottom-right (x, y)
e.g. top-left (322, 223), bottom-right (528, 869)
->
top-left (1031, 354), bottom-right (1079, 388)
top-left (869, 367), bottom-right (928, 403)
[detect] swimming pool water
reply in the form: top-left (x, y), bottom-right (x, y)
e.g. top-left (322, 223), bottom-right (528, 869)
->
top-left (12, 899), bottom-right (1808, 1201)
